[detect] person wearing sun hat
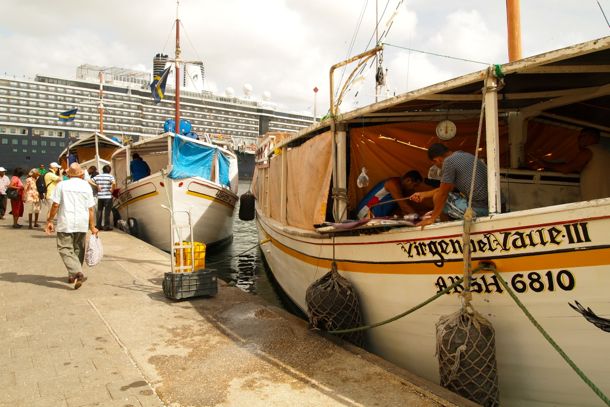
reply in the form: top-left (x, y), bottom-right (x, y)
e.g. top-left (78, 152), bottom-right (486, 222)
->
top-left (0, 166), bottom-right (10, 219)
top-left (45, 163), bottom-right (98, 289)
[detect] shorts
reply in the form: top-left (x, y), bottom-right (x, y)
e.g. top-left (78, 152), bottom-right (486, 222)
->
top-left (24, 200), bottom-right (41, 215)
top-left (443, 192), bottom-right (488, 220)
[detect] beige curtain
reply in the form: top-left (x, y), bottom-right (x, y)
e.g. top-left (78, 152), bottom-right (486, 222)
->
top-left (268, 155), bottom-right (282, 221)
top-left (285, 132), bottom-right (333, 230)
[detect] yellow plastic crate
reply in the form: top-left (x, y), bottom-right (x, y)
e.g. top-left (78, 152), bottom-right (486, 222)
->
top-left (174, 241), bottom-right (206, 272)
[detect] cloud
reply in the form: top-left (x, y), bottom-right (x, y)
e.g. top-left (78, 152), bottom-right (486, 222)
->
top-left (2, 0), bottom-right (610, 117)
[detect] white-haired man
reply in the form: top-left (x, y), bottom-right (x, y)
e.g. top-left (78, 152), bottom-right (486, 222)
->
top-left (45, 163), bottom-right (98, 289)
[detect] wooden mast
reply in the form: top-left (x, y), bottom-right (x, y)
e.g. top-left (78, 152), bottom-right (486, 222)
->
top-left (506, 0), bottom-right (522, 61)
top-left (174, 2), bottom-right (181, 135)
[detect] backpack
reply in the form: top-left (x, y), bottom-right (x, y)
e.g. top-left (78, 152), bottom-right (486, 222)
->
top-left (36, 174), bottom-right (48, 199)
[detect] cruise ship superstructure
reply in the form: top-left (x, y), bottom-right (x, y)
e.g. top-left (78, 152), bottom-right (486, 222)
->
top-left (0, 63), bottom-right (313, 175)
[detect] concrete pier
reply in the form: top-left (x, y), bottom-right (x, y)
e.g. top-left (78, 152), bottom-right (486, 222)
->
top-left (0, 217), bottom-right (477, 407)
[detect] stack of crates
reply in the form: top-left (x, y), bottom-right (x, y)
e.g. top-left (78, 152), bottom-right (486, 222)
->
top-left (162, 208), bottom-right (218, 300)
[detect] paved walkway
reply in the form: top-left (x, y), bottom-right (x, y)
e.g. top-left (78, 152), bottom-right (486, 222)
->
top-left (0, 215), bottom-right (476, 407)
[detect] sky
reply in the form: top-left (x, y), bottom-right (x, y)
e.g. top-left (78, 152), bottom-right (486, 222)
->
top-left (2, 0), bottom-right (610, 116)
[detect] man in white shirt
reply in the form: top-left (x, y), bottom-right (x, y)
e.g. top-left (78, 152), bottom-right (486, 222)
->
top-left (45, 163), bottom-right (98, 289)
top-left (0, 166), bottom-right (10, 219)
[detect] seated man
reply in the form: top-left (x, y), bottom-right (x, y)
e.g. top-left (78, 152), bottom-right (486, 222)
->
top-left (130, 153), bottom-right (151, 182)
top-left (356, 170), bottom-right (431, 219)
top-left (530, 127), bottom-right (610, 201)
top-left (410, 143), bottom-right (488, 228)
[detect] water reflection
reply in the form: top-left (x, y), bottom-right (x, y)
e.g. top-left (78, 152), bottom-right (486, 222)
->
top-left (205, 181), bottom-right (283, 308)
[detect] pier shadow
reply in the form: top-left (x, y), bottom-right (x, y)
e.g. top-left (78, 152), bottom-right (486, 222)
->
top-left (103, 254), bottom-right (169, 267)
top-left (0, 272), bottom-right (72, 290)
top-left (103, 277), bottom-right (166, 297)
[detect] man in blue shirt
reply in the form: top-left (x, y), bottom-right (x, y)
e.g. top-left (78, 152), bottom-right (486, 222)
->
top-left (130, 153), bottom-right (151, 182)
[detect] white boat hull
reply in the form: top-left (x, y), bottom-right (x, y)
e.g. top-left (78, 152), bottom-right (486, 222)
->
top-left (256, 200), bottom-right (610, 406)
top-left (116, 172), bottom-right (236, 251)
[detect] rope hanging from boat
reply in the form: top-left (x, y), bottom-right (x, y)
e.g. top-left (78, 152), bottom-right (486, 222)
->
top-left (460, 67), bottom-right (489, 308)
top-left (489, 267), bottom-right (610, 406)
top-left (436, 67), bottom-right (500, 407)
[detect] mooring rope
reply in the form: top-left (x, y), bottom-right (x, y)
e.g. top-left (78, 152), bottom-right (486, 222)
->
top-left (490, 267), bottom-right (610, 406)
top-left (328, 263), bottom-right (493, 334)
top-left (460, 69), bottom-right (489, 309)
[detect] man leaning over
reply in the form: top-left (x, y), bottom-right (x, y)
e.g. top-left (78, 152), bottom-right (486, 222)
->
top-left (45, 163), bottom-right (98, 289)
top-left (410, 143), bottom-right (488, 228)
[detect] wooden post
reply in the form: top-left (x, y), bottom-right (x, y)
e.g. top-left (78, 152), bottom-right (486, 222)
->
top-left (506, 0), bottom-right (522, 62)
top-left (280, 146), bottom-right (287, 224)
top-left (484, 70), bottom-right (502, 214)
top-left (174, 15), bottom-right (181, 135)
top-left (334, 124), bottom-right (348, 221)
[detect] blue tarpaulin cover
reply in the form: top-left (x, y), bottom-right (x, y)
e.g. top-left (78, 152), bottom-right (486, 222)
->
top-left (168, 135), bottom-right (231, 187)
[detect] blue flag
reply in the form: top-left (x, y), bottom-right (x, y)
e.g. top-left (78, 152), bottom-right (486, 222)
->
top-left (150, 66), bottom-right (171, 104)
top-left (58, 108), bottom-right (78, 122)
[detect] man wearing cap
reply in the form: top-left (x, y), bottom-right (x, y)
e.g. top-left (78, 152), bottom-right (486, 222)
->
top-left (45, 163), bottom-right (98, 289)
top-left (44, 162), bottom-right (62, 210)
top-left (409, 143), bottom-right (488, 228)
top-left (0, 166), bottom-right (9, 219)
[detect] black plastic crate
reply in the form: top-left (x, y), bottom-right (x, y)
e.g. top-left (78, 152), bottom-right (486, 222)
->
top-left (162, 269), bottom-right (218, 300)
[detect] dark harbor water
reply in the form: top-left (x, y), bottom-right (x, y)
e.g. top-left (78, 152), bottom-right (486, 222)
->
top-left (206, 180), bottom-right (288, 310)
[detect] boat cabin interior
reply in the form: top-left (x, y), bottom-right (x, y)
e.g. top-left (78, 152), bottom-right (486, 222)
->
top-left (255, 37), bottom-right (610, 230)
top-left (112, 134), bottom-right (169, 187)
top-left (59, 132), bottom-right (122, 173)
top-left (112, 133), bottom-right (239, 192)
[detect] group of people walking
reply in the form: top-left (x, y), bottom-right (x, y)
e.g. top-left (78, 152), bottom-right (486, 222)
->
top-left (1, 161), bottom-right (115, 289)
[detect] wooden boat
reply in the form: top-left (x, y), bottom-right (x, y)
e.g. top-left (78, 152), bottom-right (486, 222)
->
top-left (253, 37), bottom-right (610, 406)
top-left (111, 133), bottom-right (238, 251)
top-left (58, 131), bottom-right (122, 173)
top-left (58, 72), bottom-right (123, 172)
top-left (111, 8), bottom-right (238, 251)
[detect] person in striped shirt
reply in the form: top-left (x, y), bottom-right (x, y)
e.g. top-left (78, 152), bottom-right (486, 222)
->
top-left (92, 165), bottom-right (116, 231)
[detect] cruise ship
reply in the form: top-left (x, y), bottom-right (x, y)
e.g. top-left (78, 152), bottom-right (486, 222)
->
top-left (0, 62), bottom-right (314, 177)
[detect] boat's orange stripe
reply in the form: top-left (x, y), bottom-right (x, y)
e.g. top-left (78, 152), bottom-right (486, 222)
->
top-left (186, 191), bottom-right (235, 209)
top-left (116, 192), bottom-right (159, 209)
top-left (267, 236), bottom-right (610, 275)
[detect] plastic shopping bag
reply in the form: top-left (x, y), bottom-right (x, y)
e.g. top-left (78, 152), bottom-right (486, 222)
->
top-left (86, 235), bottom-right (104, 267)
